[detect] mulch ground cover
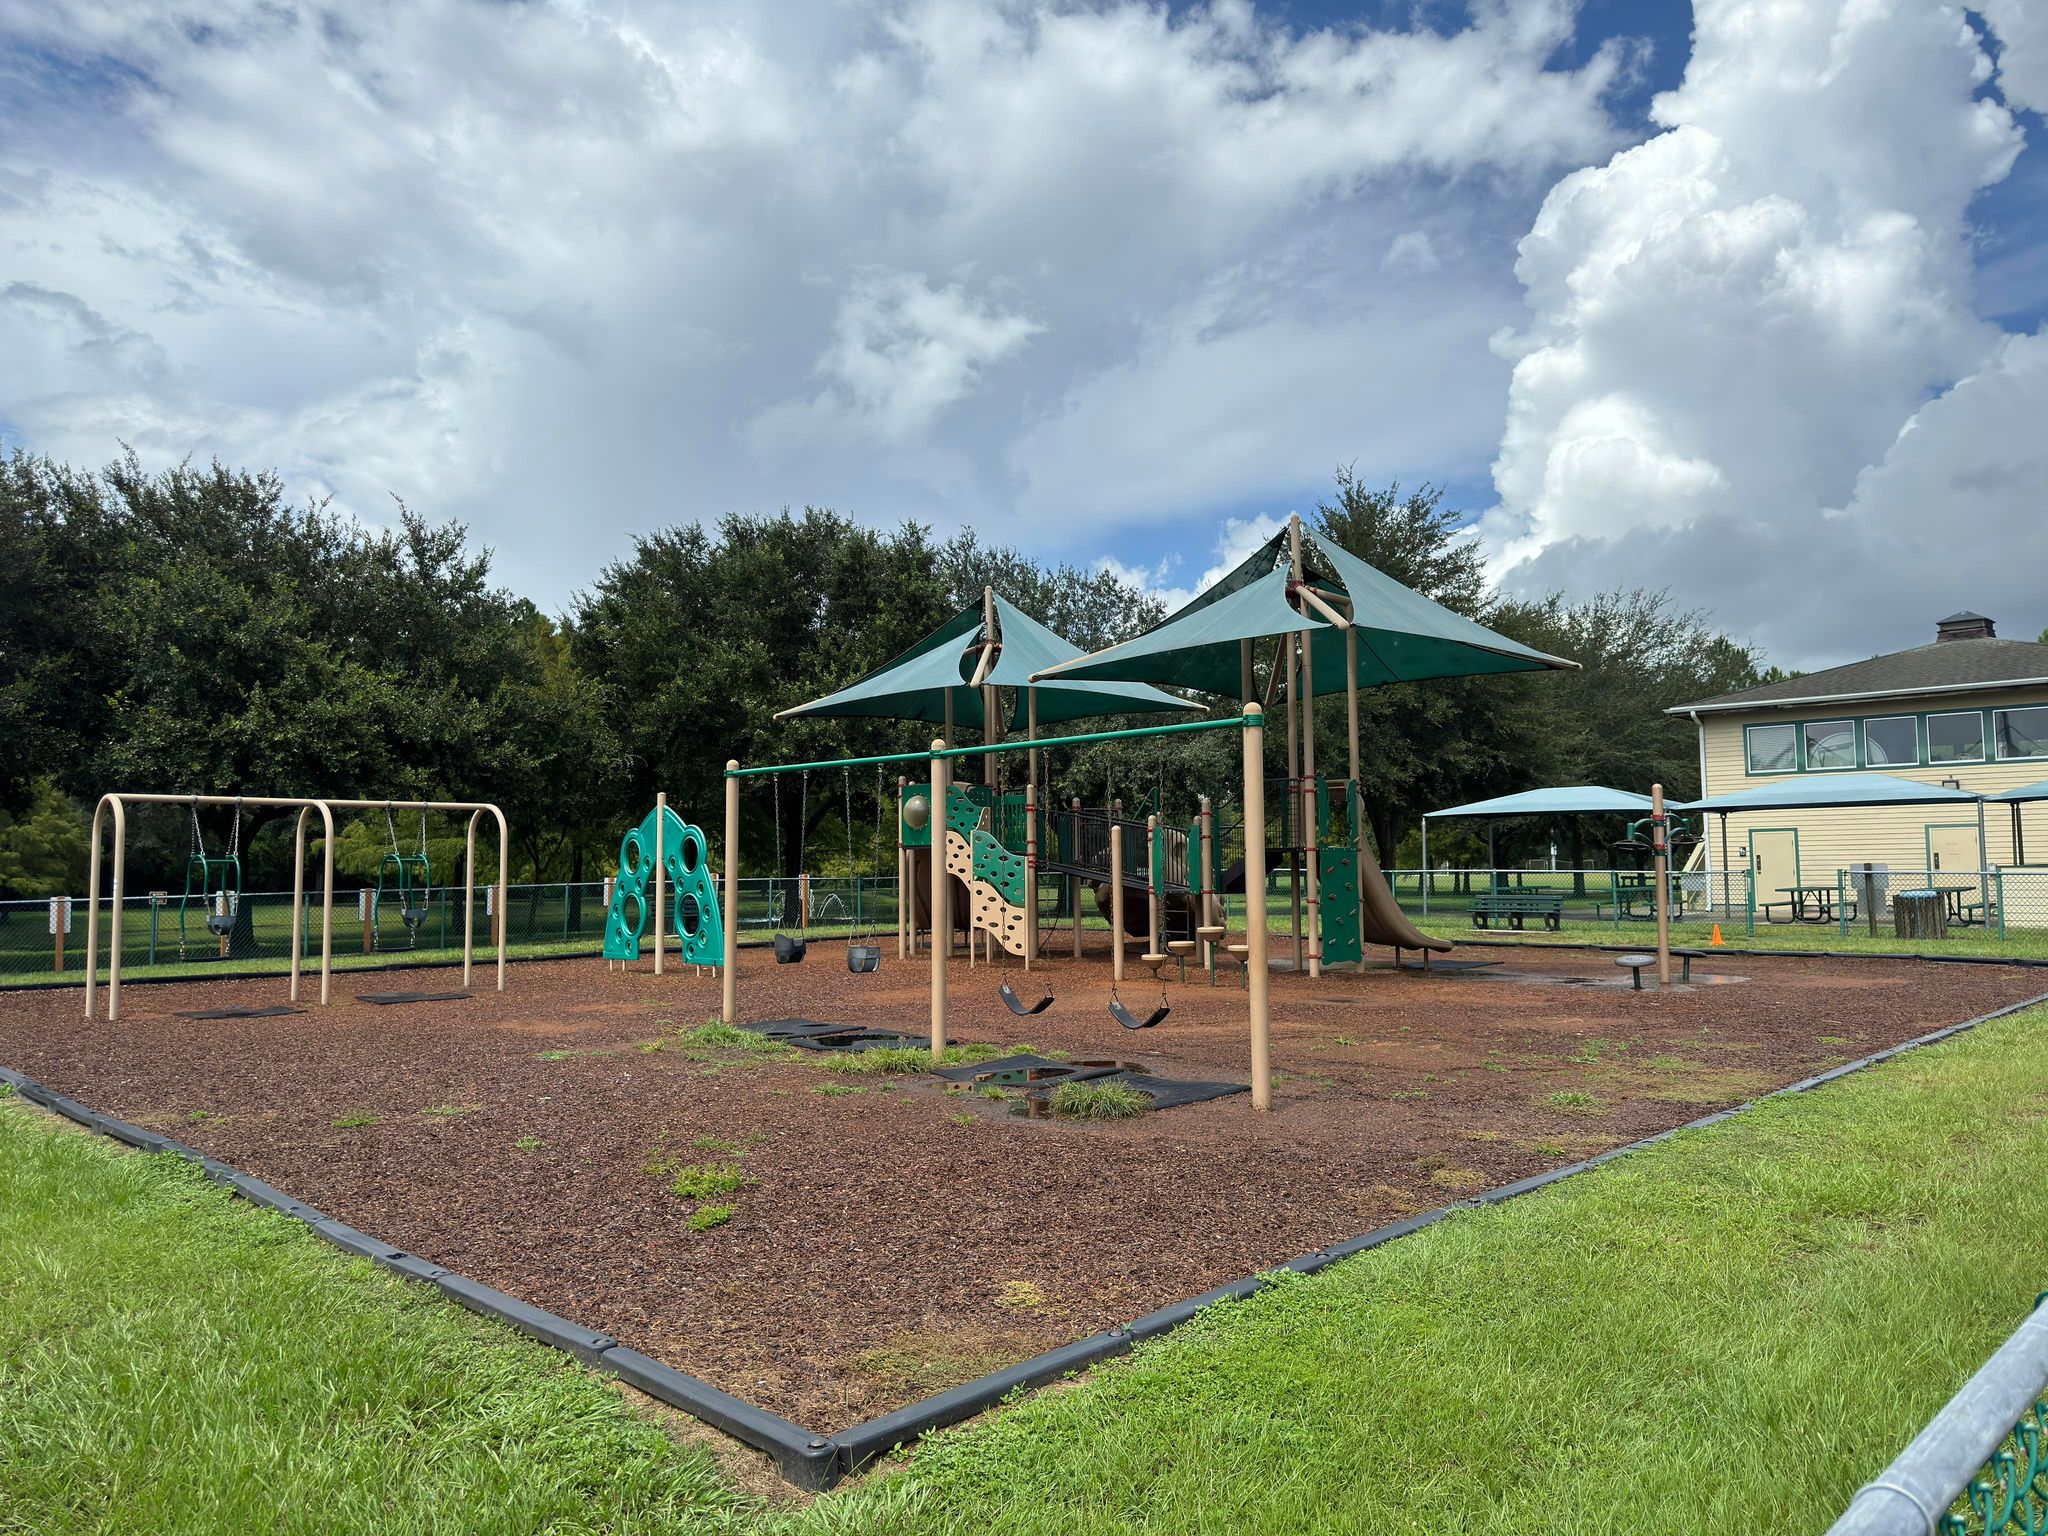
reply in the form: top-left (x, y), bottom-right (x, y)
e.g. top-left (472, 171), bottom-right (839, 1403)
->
top-left (4, 940), bottom-right (2042, 1430)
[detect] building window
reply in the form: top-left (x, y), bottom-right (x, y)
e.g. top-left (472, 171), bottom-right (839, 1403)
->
top-left (1803, 719), bottom-right (1857, 770)
top-left (1928, 711), bottom-right (1987, 764)
top-left (1746, 723), bottom-right (1797, 775)
top-left (1862, 715), bottom-right (1919, 767)
top-left (1995, 706), bottom-right (2048, 760)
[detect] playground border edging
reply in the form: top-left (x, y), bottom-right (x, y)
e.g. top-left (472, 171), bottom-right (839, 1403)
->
top-left (5, 986), bottom-right (2046, 1490)
top-left (1450, 936), bottom-right (2048, 968)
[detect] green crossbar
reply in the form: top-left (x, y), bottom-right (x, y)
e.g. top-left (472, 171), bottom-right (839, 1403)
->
top-left (727, 711), bottom-right (1252, 780)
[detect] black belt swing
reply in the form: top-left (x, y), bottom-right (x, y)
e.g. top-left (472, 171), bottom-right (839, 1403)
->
top-left (772, 771), bottom-right (806, 964)
top-left (1109, 979), bottom-right (1169, 1031)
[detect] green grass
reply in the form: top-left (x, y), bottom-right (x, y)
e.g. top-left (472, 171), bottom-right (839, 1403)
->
top-left (667, 1162), bottom-right (749, 1201)
top-left (1046, 1081), bottom-right (1148, 1121)
top-left (814, 1043), bottom-right (1000, 1076)
top-left (687, 1204), bottom-right (737, 1232)
top-left (778, 1006), bottom-right (2048, 1534)
top-left (330, 1112), bottom-right (378, 1129)
top-left (0, 1102), bottom-right (742, 1535)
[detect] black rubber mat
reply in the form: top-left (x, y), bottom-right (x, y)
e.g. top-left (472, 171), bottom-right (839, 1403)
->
top-left (933, 1053), bottom-right (1127, 1087)
top-left (739, 1018), bottom-right (870, 1041)
top-left (358, 991), bottom-right (473, 1005)
top-left (173, 1005), bottom-right (305, 1020)
top-left (786, 1030), bottom-right (928, 1053)
top-left (1088, 1071), bottom-right (1249, 1111)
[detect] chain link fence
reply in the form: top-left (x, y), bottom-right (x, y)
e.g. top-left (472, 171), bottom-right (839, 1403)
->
top-left (1, 876), bottom-right (910, 988)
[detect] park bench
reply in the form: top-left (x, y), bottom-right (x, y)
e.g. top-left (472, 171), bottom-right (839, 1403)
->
top-left (1470, 892), bottom-right (1562, 931)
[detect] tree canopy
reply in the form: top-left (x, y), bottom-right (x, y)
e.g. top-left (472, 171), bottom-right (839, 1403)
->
top-left (0, 447), bottom-right (1766, 895)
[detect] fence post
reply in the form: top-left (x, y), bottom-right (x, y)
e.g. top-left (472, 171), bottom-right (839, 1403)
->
top-left (1996, 867), bottom-right (2006, 940)
top-left (1837, 868), bottom-right (1848, 937)
top-left (1746, 868), bottom-right (1756, 937)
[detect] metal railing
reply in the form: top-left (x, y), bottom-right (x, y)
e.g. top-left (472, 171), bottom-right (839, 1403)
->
top-left (1828, 1300), bottom-right (2048, 1535)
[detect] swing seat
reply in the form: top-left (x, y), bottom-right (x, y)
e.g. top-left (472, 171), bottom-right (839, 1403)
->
top-left (1110, 998), bottom-right (1169, 1030)
top-left (205, 914), bottom-right (235, 938)
top-left (999, 979), bottom-right (1054, 1017)
top-left (401, 907), bottom-right (427, 931)
top-left (774, 933), bottom-right (808, 965)
top-left (846, 944), bottom-right (880, 973)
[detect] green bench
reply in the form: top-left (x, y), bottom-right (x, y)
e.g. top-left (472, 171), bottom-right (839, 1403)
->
top-left (1470, 893), bottom-right (1563, 931)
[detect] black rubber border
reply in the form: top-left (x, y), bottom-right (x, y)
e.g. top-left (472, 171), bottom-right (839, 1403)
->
top-left (1450, 936), bottom-right (2048, 968)
top-left (6, 985), bottom-right (2046, 1490)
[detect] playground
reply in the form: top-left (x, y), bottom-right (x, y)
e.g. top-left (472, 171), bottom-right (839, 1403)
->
top-left (3, 941), bottom-right (2039, 1431)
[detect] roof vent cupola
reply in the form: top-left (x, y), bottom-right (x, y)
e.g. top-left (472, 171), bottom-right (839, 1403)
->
top-left (1936, 611), bottom-right (1996, 642)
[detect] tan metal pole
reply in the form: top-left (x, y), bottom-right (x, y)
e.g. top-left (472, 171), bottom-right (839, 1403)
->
top-left (1110, 822), bottom-right (1126, 984)
top-left (1147, 814), bottom-right (1162, 960)
top-left (1025, 777), bottom-right (1038, 971)
top-left (84, 797), bottom-right (109, 1019)
top-left (1199, 795), bottom-right (1216, 976)
top-left (462, 816), bottom-right (476, 986)
top-left (1291, 515), bottom-right (1320, 979)
top-left (1284, 628), bottom-right (1301, 972)
top-left (1653, 782), bottom-right (1671, 987)
top-left (723, 762), bottom-right (739, 1023)
top-left (1243, 707), bottom-right (1271, 1110)
top-left (930, 740), bottom-right (950, 1058)
top-left (896, 775), bottom-right (907, 960)
top-left (1348, 625), bottom-right (1365, 961)
top-left (653, 790), bottom-right (666, 976)
top-left (1071, 797), bottom-right (1084, 959)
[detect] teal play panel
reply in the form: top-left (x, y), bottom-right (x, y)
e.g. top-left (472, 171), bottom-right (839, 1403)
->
top-left (1320, 847), bottom-right (1361, 965)
top-left (604, 805), bottom-right (724, 965)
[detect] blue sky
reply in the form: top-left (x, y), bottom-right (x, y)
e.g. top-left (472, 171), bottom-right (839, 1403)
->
top-left (3, 0), bottom-right (2046, 665)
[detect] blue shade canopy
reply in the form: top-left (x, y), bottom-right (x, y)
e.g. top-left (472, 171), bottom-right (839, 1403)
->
top-left (1029, 526), bottom-right (1574, 696)
top-left (1426, 786), bottom-right (1656, 820)
top-left (1987, 780), bottom-right (2048, 804)
top-left (776, 593), bottom-right (1188, 730)
top-left (1682, 774), bottom-right (1982, 813)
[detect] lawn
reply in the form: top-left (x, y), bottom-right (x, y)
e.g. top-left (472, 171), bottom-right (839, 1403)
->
top-left (4, 1002), bottom-right (2046, 1534)
top-left (0, 1093), bottom-right (743, 1535)
top-left (778, 1001), bottom-right (2048, 1534)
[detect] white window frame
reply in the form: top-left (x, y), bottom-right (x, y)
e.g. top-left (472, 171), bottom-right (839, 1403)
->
top-left (1993, 705), bottom-right (2048, 761)
top-left (1861, 714), bottom-right (1920, 769)
top-left (1745, 722), bottom-right (1798, 776)
top-left (1802, 718), bottom-right (1858, 772)
top-left (1927, 709), bottom-right (1988, 765)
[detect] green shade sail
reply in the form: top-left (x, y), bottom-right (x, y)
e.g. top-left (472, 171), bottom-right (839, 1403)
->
top-left (1029, 526), bottom-right (1574, 696)
top-left (1425, 786), bottom-right (1655, 820)
top-left (1681, 773), bottom-right (1982, 813)
top-left (776, 593), bottom-right (1189, 731)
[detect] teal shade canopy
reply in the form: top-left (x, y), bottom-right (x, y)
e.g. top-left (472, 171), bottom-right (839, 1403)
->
top-left (1029, 526), bottom-right (1574, 696)
top-left (776, 593), bottom-right (1189, 731)
top-left (1987, 780), bottom-right (2048, 804)
top-left (1426, 786), bottom-right (1656, 820)
top-left (1681, 773), bottom-right (1982, 813)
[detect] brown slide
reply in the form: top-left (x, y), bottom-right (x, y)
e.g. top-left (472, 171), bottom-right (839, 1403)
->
top-left (1355, 830), bottom-right (1452, 954)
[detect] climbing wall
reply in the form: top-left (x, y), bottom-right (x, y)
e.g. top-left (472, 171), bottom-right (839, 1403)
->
top-left (1320, 846), bottom-right (1362, 966)
top-left (944, 786), bottom-right (1030, 957)
top-left (604, 805), bottom-right (724, 965)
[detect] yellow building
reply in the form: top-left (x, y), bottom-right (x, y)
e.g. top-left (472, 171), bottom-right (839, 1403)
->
top-left (1671, 613), bottom-right (2048, 890)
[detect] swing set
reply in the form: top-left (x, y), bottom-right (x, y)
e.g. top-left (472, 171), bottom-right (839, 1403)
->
top-left (717, 707), bottom-right (1279, 1110)
top-left (761, 766), bottom-right (889, 972)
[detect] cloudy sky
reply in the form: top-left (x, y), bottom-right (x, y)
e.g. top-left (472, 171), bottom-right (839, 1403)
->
top-left (2, 0), bottom-right (2043, 666)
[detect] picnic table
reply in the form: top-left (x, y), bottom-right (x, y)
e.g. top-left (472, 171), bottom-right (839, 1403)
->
top-left (1773, 883), bottom-right (1857, 925)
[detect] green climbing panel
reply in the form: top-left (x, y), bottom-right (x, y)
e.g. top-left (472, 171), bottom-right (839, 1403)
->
top-left (1320, 846), bottom-right (1361, 966)
top-left (945, 784), bottom-right (983, 841)
top-left (971, 828), bottom-right (1030, 908)
top-left (604, 805), bottom-right (724, 965)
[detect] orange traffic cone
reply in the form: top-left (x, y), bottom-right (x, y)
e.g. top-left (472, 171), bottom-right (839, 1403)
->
top-left (1710, 923), bottom-right (1724, 947)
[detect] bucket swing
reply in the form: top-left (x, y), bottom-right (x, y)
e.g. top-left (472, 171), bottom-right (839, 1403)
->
top-left (771, 772), bottom-right (807, 965)
top-left (842, 767), bottom-right (882, 974)
top-left (180, 798), bottom-right (243, 954)
top-left (1108, 979), bottom-right (1169, 1031)
top-left (378, 804), bottom-right (431, 939)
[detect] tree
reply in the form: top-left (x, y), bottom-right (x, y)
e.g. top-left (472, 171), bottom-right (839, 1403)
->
top-left (0, 780), bottom-right (89, 898)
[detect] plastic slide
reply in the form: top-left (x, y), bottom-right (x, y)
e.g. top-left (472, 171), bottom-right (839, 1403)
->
top-left (1353, 829), bottom-right (1451, 954)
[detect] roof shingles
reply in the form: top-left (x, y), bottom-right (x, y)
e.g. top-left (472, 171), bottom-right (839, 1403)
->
top-left (1675, 637), bottom-right (2048, 713)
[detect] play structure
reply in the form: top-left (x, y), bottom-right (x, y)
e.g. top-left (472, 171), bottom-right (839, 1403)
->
top-left (602, 796), bottom-right (724, 968)
top-left (84, 794), bottom-right (510, 1022)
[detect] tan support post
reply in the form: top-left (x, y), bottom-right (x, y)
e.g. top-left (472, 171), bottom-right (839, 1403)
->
top-left (362, 891), bottom-right (373, 954)
top-left (653, 790), bottom-right (667, 975)
top-left (722, 762), bottom-right (739, 1024)
top-left (1110, 822), bottom-right (1126, 984)
top-left (1348, 626), bottom-right (1365, 960)
top-left (800, 872), bottom-right (810, 931)
top-left (896, 775), bottom-right (908, 960)
top-left (1147, 814), bottom-right (1162, 961)
top-left (1653, 782), bottom-right (1671, 987)
top-left (1071, 797), bottom-right (1084, 959)
top-left (1024, 777), bottom-right (1038, 971)
top-left (930, 740), bottom-right (950, 1058)
top-left (1286, 630), bottom-right (1302, 972)
top-left (1243, 707), bottom-right (1271, 1110)
top-left (1291, 513), bottom-right (1320, 980)
top-left (1199, 795), bottom-right (1216, 976)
